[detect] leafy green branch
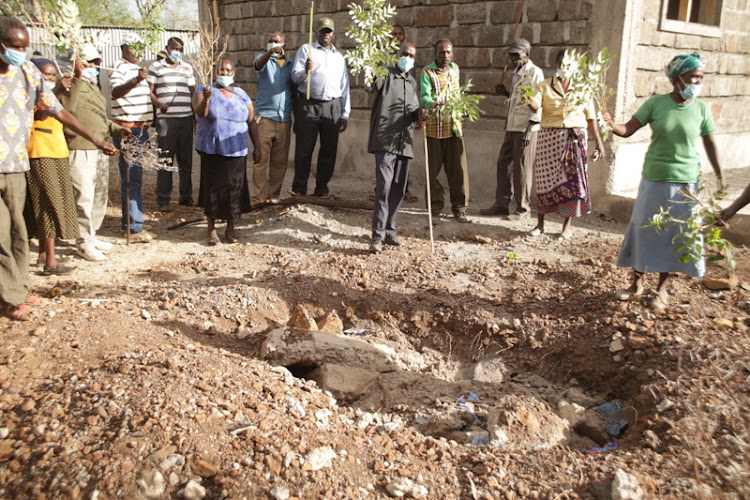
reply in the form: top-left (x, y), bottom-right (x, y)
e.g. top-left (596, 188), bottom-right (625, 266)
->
top-left (559, 48), bottom-right (615, 141)
top-left (128, 0), bottom-right (166, 58)
top-left (645, 184), bottom-right (736, 271)
top-left (436, 79), bottom-right (485, 127)
top-left (345, 0), bottom-right (399, 86)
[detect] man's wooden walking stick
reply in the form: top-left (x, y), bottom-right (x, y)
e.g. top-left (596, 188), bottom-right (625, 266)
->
top-left (497, 0), bottom-right (527, 87)
top-left (125, 162), bottom-right (131, 245)
top-left (423, 126), bottom-right (435, 255)
top-left (306, 1), bottom-right (314, 99)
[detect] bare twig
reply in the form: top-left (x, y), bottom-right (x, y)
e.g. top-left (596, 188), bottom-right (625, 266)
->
top-left (192, 12), bottom-right (227, 86)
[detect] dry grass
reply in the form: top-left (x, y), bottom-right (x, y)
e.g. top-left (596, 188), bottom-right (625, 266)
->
top-left (192, 13), bottom-right (228, 87)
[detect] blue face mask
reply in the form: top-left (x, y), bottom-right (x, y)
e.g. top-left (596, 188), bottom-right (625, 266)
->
top-left (216, 75), bottom-right (234, 88)
top-left (1, 44), bottom-right (27, 66)
top-left (397, 56), bottom-right (414, 73)
top-left (169, 50), bottom-right (183, 61)
top-left (678, 76), bottom-right (702, 100)
top-left (82, 67), bottom-right (99, 81)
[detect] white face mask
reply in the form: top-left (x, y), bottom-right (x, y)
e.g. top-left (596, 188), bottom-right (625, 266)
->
top-left (216, 75), bottom-right (234, 88)
top-left (266, 42), bottom-right (282, 57)
top-left (43, 80), bottom-right (56, 92)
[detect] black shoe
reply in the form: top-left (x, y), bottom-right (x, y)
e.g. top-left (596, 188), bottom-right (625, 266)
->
top-left (431, 209), bottom-right (442, 218)
top-left (369, 239), bottom-right (384, 253)
top-left (454, 211), bottom-right (472, 223)
top-left (479, 205), bottom-right (509, 216)
top-left (159, 204), bottom-right (173, 213)
top-left (384, 235), bottom-right (402, 247)
top-left (179, 199), bottom-right (195, 207)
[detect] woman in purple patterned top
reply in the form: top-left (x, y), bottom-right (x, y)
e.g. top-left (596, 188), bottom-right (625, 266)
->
top-left (193, 59), bottom-right (261, 245)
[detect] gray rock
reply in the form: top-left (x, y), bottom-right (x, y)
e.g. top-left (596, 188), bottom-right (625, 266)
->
top-left (305, 446), bottom-right (336, 471)
top-left (136, 469), bottom-right (165, 498)
top-left (609, 339), bottom-right (625, 353)
top-left (183, 479), bottom-right (206, 500)
top-left (307, 363), bottom-right (378, 400)
top-left (261, 327), bottom-right (400, 373)
top-left (470, 357), bottom-right (508, 384)
top-left (611, 468), bottom-right (644, 500)
top-left (385, 477), bottom-right (428, 498)
top-left (269, 485), bottom-right (291, 500)
top-left (158, 453), bottom-right (185, 471)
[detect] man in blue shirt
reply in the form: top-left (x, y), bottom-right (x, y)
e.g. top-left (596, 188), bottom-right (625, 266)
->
top-left (290, 17), bottom-right (350, 197)
top-left (251, 31), bottom-right (294, 204)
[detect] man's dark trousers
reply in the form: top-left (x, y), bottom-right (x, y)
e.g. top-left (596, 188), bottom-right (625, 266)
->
top-left (292, 95), bottom-right (342, 196)
top-left (155, 116), bottom-right (194, 206)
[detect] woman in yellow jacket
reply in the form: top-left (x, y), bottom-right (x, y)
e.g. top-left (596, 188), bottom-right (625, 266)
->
top-left (25, 58), bottom-right (79, 275)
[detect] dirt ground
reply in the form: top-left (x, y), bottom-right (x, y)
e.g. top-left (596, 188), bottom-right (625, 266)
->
top-left (1, 164), bottom-right (749, 499)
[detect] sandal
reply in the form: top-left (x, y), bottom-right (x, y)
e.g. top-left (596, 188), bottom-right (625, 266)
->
top-left (404, 192), bottom-right (418, 203)
top-left (42, 264), bottom-right (76, 276)
top-left (208, 237), bottom-right (220, 246)
top-left (24, 294), bottom-right (47, 307)
top-left (615, 288), bottom-right (643, 301)
top-left (4, 303), bottom-right (32, 321)
top-left (224, 234), bottom-right (239, 244)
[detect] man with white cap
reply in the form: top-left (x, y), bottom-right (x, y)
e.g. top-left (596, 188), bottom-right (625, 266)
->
top-left (110, 33), bottom-right (156, 241)
top-left (61, 43), bottom-right (131, 261)
top-left (290, 17), bottom-right (350, 197)
top-left (480, 38), bottom-right (544, 219)
top-left (148, 36), bottom-right (196, 211)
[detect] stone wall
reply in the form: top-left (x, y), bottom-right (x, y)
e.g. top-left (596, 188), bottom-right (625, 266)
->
top-left (214, 0), bottom-right (602, 198)
top-left (212, 0), bottom-right (750, 237)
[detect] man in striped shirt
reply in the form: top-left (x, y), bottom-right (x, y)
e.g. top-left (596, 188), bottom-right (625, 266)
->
top-left (148, 37), bottom-right (196, 211)
top-left (420, 39), bottom-right (471, 223)
top-left (110, 34), bottom-right (156, 241)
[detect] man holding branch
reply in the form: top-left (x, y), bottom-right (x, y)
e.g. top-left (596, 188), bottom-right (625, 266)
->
top-left (290, 17), bottom-right (350, 198)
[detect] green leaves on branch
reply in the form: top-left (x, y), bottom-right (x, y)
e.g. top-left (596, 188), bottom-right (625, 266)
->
top-left (129, 0), bottom-right (166, 58)
top-left (436, 79), bottom-right (485, 125)
top-left (645, 185), bottom-right (736, 271)
top-left (48, 0), bottom-right (82, 53)
top-left (345, 0), bottom-right (399, 86)
top-left (559, 48), bottom-right (615, 141)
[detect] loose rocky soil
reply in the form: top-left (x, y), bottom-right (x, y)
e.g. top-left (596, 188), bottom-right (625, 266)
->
top-left (1, 170), bottom-right (749, 499)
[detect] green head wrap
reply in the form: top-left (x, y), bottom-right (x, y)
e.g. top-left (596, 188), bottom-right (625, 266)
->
top-left (666, 52), bottom-right (705, 80)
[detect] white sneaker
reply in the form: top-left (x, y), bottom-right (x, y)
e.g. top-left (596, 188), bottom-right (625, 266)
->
top-left (76, 244), bottom-right (106, 262)
top-left (92, 238), bottom-right (114, 251)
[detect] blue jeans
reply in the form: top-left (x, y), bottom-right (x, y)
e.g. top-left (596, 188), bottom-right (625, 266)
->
top-left (114, 127), bottom-right (148, 233)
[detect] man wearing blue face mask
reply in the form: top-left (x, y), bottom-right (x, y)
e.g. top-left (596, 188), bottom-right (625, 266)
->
top-left (148, 37), bottom-right (196, 211)
top-left (366, 42), bottom-right (425, 253)
top-left (0, 17), bottom-right (117, 321)
top-left (251, 31), bottom-right (294, 205)
top-left (61, 43), bottom-right (131, 262)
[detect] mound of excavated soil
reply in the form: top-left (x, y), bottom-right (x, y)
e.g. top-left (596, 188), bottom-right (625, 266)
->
top-left (1, 173), bottom-right (749, 499)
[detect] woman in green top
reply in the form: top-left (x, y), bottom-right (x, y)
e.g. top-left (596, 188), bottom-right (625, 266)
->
top-left (605, 53), bottom-right (723, 310)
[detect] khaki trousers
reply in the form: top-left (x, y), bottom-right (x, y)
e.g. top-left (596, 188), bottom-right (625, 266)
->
top-left (0, 172), bottom-right (29, 306)
top-left (69, 150), bottom-right (109, 245)
top-left (251, 116), bottom-right (292, 204)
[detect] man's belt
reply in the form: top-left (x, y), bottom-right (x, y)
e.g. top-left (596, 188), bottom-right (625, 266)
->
top-left (113, 120), bottom-right (150, 130)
